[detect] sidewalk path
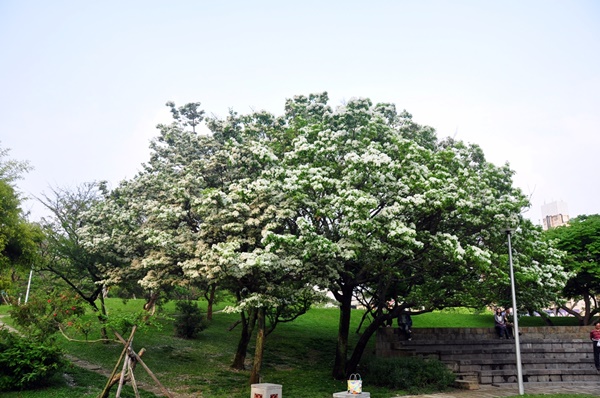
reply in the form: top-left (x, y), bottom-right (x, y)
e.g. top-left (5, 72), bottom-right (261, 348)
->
top-left (397, 382), bottom-right (600, 397)
top-left (0, 314), bottom-right (19, 334)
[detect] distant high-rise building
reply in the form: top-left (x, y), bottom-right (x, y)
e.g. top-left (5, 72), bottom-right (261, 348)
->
top-left (541, 200), bottom-right (569, 230)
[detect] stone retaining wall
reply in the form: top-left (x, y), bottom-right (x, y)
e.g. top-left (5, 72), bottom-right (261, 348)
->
top-left (376, 326), bottom-right (597, 384)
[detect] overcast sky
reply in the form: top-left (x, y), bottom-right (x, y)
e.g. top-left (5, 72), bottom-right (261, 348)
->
top-left (1, 1), bottom-right (599, 225)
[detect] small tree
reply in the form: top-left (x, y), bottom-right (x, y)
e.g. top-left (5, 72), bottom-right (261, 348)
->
top-left (174, 300), bottom-right (206, 339)
top-left (544, 214), bottom-right (600, 325)
top-left (9, 289), bottom-right (86, 341)
top-left (0, 144), bottom-right (41, 302)
top-left (37, 182), bottom-right (111, 338)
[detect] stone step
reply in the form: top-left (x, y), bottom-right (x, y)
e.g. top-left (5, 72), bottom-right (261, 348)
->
top-left (453, 379), bottom-right (479, 390)
top-left (394, 339), bottom-right (591, 348)
top-left (377, 326), bottom-right (599, 385)
top-left (458, 363), bottom-right (594, 373)
top-left (380, 326), bottom-right (594, 342)
top-left (479, 368), bottom-right (600, 377)
top-left (397, 346), bottom-right (589, 353)
top-left (394, 347), bottom-right (590, 359)
top-left (441, 352), bottom-right (590, 361)
top-left (453, 361), bottom-right (593, 372)
top-left (478, 368), bottom-right (600, 384)
top-left (395, 343), bottom-right (589, 351)
top-left (453, 371), bottom-right (480, 390)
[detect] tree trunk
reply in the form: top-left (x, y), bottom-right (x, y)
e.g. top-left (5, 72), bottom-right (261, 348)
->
top-left (538, 310), bottom-right (555, 326)
top-left (583, 292), bottom-right (592, 325)
top-left (332, 287), bottom-right (353, 380)
top-left (98, 293), bottom-right (109, 341)
top-left (250, 307), bottom-right (266, 384)
top-left (231, 308), bottom-right (257, 370)
top-left (143, 292), bottom-right (160, 315)
top-left (560, 304), bottom-right (584, 325)
top-left (205, 284), bottom-right (216, 321)
top-left (345, 309), bottom-right (393, 375)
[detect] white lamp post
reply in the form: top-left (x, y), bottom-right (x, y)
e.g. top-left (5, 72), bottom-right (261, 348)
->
top-left (24, 266), bottom-right (34, 304)
top-left (506, 228), bottom-right (524, 395)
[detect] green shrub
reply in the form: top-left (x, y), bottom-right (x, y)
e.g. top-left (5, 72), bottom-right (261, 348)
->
top-left (0, 328), bottom-right (66, 391)
top-left (362, 356), bottom-right (455, 394)
top-left (9, 291), bottom-right (85, 341)
top-left (174, 300), bottom-right (206, 339)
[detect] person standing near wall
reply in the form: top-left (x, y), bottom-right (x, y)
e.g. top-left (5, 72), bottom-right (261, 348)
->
top-left (494, 308), bottom-right (511, 339)
top-left (398, 310), bottom-right (413, 341)
top-left (590, 321), bottom-right (600, 372)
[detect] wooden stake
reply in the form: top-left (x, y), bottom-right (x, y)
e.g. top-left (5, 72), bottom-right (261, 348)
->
top-left (114, 331), bottom-right (174, 398)
top-left (115, 352), bottom-right (130, 397)
top-left (127, 351), bottom-right (141, 398)
top-left (98, 326), bottom-right (137, 398)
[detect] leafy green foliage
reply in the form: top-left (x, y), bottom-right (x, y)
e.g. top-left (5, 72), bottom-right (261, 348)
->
top-left (544, 214), bottom-right (600, 324)
top-left (484, 220), bottom-right (570, 315)
top-left (362, 356), bottom-right (455, 393)
top-left (0, 328), bottom-right (65, 391)
top-left (173, 300), bottom-right (206, 338)
top-left (0, 144), bottom-right (39, 298)
top-left (37, 182), bottom-right (111, 316)
top-left (165, 101), bottom-right (205, 133)
top-left (0, 144), bottom-right (32, 186)
top-left (0, 180), bottom-right (42, 299)
top-left (9, 291), bottom-right (85, 340)
top-left (100, 308), bottom-right (162, 337)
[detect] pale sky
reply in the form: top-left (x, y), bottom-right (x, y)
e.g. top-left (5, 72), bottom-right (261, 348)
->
top-left (1, 1), bottom-right (599, 224)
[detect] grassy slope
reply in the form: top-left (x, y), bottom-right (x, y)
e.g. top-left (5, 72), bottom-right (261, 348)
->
top-left (0, 301), bottom-right (590, 398)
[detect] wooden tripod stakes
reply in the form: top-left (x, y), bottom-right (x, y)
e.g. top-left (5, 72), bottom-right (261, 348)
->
top-left (98, 325), bottom-right (173, 398)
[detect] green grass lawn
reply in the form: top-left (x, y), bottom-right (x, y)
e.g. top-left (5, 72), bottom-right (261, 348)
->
top-left (0, 301), bottom-right (590, 398)
top-left (0, 366), bottom-right (156, 398)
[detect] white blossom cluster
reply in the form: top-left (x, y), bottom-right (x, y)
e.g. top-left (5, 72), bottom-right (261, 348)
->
top-left (77, 93), bottom-right (568, 316)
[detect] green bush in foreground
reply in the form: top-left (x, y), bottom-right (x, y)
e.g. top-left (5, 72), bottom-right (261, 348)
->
top-left (362, 356), bottom-right (455, 394)
top-left (0, 328), bottom-right (66, 391)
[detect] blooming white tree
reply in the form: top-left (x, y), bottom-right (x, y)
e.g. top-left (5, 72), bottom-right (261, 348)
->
top-left (80, 105), bottom-right (322, 382)
top-left (79, 94), bottom-right (569, 380)
top-left (79, 117), bottom-right (216, 310)
top-left (262, 93), bottom-right (568, 377)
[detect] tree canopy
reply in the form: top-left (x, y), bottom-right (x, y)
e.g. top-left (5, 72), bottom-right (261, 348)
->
top-left (544, 214), bottom-right (600, 324)
top-left (77, 93), bottom-right (569, 379)
top-left (0, 144), bottom-right (41, 303)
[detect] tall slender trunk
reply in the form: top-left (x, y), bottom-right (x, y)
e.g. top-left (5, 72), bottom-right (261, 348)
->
top-left (333, 288), bottom-right (353, 379)
top-left (98, 293), bottom-right (109, 341)
top-left (231, 308), bottom-right (257, 370)
top-left (250, 307), bottom-right (266, 384)
top-left (205, 285), bottom-right (217, 321)
top-left (583, 292), bottom-right (592, 325)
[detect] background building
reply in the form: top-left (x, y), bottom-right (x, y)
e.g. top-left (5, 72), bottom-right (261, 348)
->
top-left (541, 200), bottom-right (570, 230)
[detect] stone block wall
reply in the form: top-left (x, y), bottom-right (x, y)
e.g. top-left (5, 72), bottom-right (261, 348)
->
top-left (376, 326), bottom-right (597, 384)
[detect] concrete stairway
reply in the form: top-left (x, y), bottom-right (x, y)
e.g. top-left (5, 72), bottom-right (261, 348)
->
top-left (376, 326), bottom-right (599, 388)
